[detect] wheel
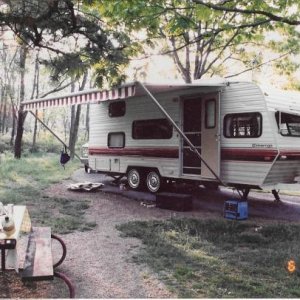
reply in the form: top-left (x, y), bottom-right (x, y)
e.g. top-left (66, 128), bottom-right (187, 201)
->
top-left (204, 182), bottom-right (219, 190)
top-left (146, 170), bottom-right (161, 193)
top-left (84, 165), bottom-right (91, 173)
top-left (127, 169), bottom-right (143, 190)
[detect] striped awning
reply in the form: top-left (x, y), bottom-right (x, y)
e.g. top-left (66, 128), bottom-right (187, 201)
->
top-left (22, 80), bottom-right (226, 111)
top-left (22, 84), bottom-right (136, 111)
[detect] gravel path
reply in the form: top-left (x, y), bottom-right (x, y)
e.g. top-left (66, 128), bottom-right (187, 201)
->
top-left (45, 174), bottom-right (185, 298)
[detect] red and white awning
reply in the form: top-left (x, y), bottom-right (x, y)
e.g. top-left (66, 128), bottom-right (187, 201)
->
top-left (22, 84), bottom-right (136, 111)
top-left (22, 80), bottom-right (226, 111)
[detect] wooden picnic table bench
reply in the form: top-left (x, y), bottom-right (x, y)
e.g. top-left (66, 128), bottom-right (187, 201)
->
top-left (21, 226), bottom-right (75, 298)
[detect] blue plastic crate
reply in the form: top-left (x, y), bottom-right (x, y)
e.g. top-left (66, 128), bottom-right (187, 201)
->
top-left (224, 200), bottom-right (248, 220)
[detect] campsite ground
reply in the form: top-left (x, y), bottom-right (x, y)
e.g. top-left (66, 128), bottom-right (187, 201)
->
top-left (50, 169), bottom-right (300, 298)
top-left (2, 166), bottom-right (300, 298)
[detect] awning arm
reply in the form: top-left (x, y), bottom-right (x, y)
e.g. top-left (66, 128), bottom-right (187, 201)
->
top-left (28, 110), bottom-right (81, 161)
top-left (137, 81), bottom-right (225, 186)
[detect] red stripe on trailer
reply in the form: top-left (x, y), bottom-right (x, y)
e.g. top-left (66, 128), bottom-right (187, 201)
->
top-left (221, 148), bottom-right (278, 162)
top-left (89, 147), bottom-right (179, 158)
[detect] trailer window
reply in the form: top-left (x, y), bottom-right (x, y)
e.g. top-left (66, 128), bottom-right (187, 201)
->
top-left (108, 132), bottom-right (125, 148)
top-left (205, 99), bottom-right (216, 128)
top-left (275, 112), bottom-right (300, 137)
top-left (132, 118), bottom-right (173, 139)
top-left (224, 113), bottom-right (262, 138)
top-left (109, 101), bottom-right (126, 117)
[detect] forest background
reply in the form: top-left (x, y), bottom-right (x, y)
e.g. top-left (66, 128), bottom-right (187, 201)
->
top-left (0, 0), bottom-right (300, 159)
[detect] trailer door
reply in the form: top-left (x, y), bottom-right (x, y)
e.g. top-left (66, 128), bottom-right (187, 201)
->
top-left (201, 93), bottom-right (220, 178)
top-left (182, 98), bottom-right (202, 175)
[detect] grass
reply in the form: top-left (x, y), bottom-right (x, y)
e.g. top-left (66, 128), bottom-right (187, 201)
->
top-left (117, 218), bottom-right (300, 298)
top-left (0, 153), bottom-right (96, 233)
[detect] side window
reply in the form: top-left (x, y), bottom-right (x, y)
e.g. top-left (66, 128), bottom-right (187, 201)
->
top-left (205, 99), bottom-right (216, 128)
top-left (275, 111), bottom-right (300, 137)
top-left (224, 112), bottom-right (262, 138)
top-left (108, 132), bottom-right (125, 148)
top-left (109, 101), bottom-right (126, 117)
top-left (132, 119), bottom-right (173, 139)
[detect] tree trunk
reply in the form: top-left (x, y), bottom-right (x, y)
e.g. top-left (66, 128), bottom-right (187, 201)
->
top-left (69, 105), bottom-right (81, 159)
top-left (31, 52), bottom-right (40, 152)
top-left (2, 102), bottom-right (7, 134)
top-left (68, 72), bottom-right (88, 159)
top-left (14, 44), bottom-right (27, 159)
top-left (32, 109), bottom-right (38, 152)
top-left (14, 108), bottom-right (27, 158)
top-left (10, 114), bottom-right (15, 146)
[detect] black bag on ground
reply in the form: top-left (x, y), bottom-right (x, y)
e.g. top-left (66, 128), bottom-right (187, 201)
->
top-left (60, 146), bottom-right (70, 167)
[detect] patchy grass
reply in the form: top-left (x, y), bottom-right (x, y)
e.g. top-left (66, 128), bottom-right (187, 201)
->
top-left (117, 218), bottom-right (300, 298)
top-left (0, 153), bottom-right (96, 233)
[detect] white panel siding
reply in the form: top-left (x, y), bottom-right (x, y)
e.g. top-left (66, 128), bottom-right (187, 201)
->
top-left (89, 155), bottom-right (179, 178)
top-left (89, 92), bottom-right (182, 176)
top-left (89, 94), bottom-right (181, 149)
top-left (219, 82), bottom-right (277, 186)
top-left (220, 82), bottom-right (276, 148)
top-left (263, 161), bottom-right (300, 185)
top-left (221, 161), bottom-right (271, 186)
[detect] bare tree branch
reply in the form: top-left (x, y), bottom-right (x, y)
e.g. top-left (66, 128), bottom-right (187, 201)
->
top-left (225, 51), bottom-right (292, 78)
top-left (192, 0), bottom-right (300, 25)
top-left (40, 79), bottom-right (76, 98)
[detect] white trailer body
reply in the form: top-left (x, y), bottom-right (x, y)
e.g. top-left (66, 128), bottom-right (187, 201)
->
top-left (22, 80), bottom-right (300, 193)
top-left (86, 81), bottom-right (300, 192)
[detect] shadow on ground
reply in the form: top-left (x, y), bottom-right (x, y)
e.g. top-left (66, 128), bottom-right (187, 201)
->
top-left (72, 168), bottom-right (300, 222)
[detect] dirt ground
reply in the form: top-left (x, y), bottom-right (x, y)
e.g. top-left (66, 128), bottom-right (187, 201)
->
top-left (2, 168), bottom-right (300, 298)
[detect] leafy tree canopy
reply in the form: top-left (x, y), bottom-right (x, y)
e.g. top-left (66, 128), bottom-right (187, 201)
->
top-left (87, 0), bottom-right (300, 83)
top-left (192, 0), bottom-right (300, 26)
top-left (0, 0), bottom-right (136, 86)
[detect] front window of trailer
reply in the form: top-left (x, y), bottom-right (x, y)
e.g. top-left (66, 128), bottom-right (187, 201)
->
top-left (275, 111), bottom-right (300, 137)
top-left (224, 112), bottom-right (262, 138)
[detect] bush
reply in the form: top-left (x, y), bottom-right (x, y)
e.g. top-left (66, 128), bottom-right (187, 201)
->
top-left (0, 135), bottom-right (12, 153)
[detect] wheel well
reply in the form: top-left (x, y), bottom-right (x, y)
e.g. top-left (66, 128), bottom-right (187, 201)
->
top-left (126, 166), bottom-right (161, 176)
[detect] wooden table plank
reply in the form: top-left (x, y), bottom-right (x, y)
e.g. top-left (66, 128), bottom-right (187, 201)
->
top-left (22, 227), bottom-right (54, 281)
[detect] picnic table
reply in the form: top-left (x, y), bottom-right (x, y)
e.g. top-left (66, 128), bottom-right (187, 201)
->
top-left (0, 204), bottom-right (75, 298)
top-left (0, 205), bottom-right (31, 271)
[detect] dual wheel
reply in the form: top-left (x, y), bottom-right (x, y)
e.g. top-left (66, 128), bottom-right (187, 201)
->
top-left (127, 168), bottom-right (161, 193)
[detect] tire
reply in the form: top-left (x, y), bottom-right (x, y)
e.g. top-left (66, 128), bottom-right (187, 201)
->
top-left (127, 169), bottom-right (144, 190)
top-left (146, 170), bottom-right (161, 193)
top-left (84, 165), bottom-right (91, 173)
top-left (204, 182), bottom-right (219, 190)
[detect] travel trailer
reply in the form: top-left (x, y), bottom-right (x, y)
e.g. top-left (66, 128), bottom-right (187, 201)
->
top-left (23, 80), bottom-right (300, 198)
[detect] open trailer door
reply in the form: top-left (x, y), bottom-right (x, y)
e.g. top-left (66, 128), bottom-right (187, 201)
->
top-left (201, 93), bottom-right (220, 179)
top-left (182, 93), bottom-right (220, 179)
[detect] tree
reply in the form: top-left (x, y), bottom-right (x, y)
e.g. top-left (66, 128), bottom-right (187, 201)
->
top-left (192, 1), bottom-right (300, 26)
top-left (31, 51), bottom-right (40, 152)
top-left (0, 0), bottom-right (136, 158)
top-left (0, 0), bottom-right (132, 86)
top-left (91, 0), bottom-right (300, 83)
top-left (14, 43), bottom-right (28, 158)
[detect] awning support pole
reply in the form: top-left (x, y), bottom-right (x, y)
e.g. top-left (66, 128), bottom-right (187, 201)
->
top-left (28, 110), bottom-right (81, 161)
top-left (137, 81), bottom-right (224, 185)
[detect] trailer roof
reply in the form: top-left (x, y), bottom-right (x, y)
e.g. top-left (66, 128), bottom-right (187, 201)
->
top-left (22, 80), bottom-right (226, 111)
